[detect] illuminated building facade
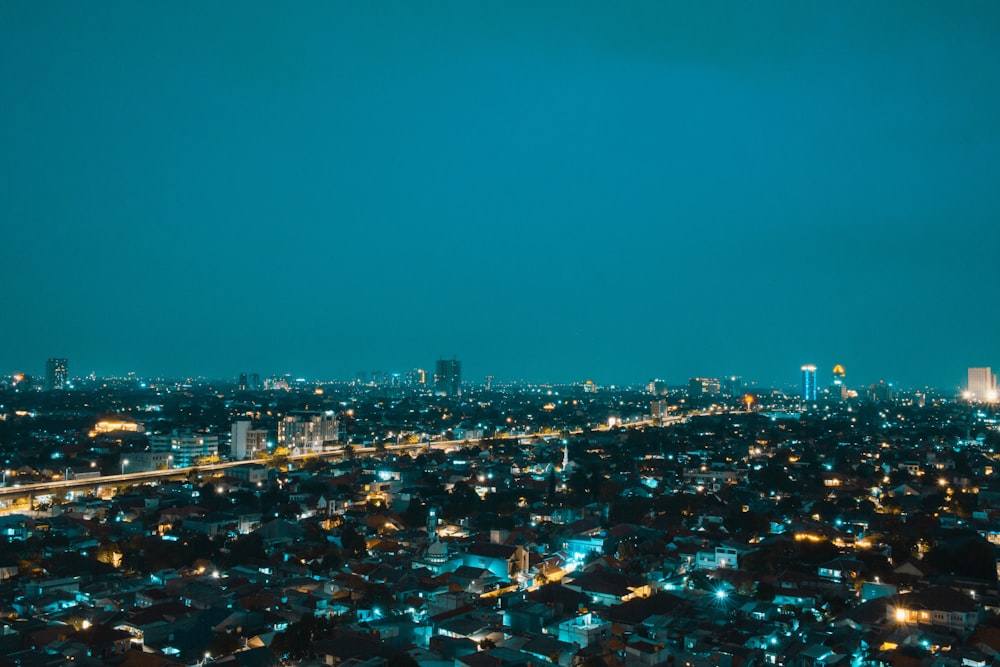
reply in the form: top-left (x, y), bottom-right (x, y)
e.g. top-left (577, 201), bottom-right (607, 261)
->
top-left (89, 418), bottom-right (144, 438)
top-left (801, 365), bottom-right (817, 402)
top-left (967, 367), bottom-right (998, 403)
top-left (277, 410), bottom-right (338, 454)
top-left (650, 400), bottom-right (668, 426)
top-left (151, 428), bottom-right (219, 468)
top-left (830, 364), bottom-right (847, 399)
top-left (45, 357), bottom-right (68, 391)
top-left (888, 587), bottom-right (982, 633)
top-left (434, 358), bottom-right (462, 397)
top-left (688, 377), bottom-right (721, 396)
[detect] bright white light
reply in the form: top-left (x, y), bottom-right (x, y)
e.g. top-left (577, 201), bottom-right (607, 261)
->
top-left (715, 589), bottom-right (728, 600)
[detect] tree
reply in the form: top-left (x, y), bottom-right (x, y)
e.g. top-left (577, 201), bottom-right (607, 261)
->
top-left (270, 614), bottom-right (338, 660)
top-left (340, 522), bottom-right (367, 559)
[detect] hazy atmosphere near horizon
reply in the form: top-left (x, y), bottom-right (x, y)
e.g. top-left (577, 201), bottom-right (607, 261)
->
top-left (2, 2), bottom-right (998, 389)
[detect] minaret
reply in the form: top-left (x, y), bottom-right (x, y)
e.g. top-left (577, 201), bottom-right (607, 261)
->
top-left (427, 506), bottom-right (438, 541)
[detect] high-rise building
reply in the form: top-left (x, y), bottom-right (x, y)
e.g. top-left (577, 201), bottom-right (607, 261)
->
top-left (237, 373), bottom-right (248, 391)
top-left (867, 380), bottom-right (894, 403)
top-left (830, 364), bottom-right (847, 400)
top-left (406, 368), bottom-right (427, 387)
top-left (722, 376), bottom-right (742, 397)
top-left (45, 357), bottom-right (68, 391)
top-left (967, 367), bottom-right (998, 403)
top-left (434, 358), bottom-right (462, 396)
top-left (277, 410), bottom-right (338, 454)
top-left (688, 377), bottom-right (721, 396)
top-left (801, 365), bottom-right (817, 402)
top-left (651, 400), bottom-right (669, 425)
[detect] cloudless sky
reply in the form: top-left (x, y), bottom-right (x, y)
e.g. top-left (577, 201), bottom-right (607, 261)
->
top-left (2, 2), bottom-right (999, 389)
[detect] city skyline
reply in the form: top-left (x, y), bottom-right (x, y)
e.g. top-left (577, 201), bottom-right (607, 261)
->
top-left (4, 354), bottom-right (996, 394)
top-left (2, 3), bottom-right (999, 391)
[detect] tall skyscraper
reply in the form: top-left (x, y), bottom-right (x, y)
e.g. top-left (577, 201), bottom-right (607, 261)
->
top-left (722, 376), bottom-right (742, 397)
top-left (434, 358), bottom-right (462, 396)
top-left (801, 365), bottom-right (817, 402)
top-left (45, 357), bottom-right (68, 391)
top-left (967, 367), bottom-right (998, 403)
top-left (830, 364), bottom-right (847, 400)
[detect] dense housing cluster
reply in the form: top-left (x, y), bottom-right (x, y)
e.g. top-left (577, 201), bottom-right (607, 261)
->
top-left (0, 373), bottom-right (998, 667)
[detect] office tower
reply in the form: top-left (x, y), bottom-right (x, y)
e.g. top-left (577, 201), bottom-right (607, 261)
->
top-left (868, 380), bottom-right (894, 403)
top-left (830, 364), bottom-right (847, 399)
top-left (45, 357), bottom-right (68, 391)
top-left (237, 373), bottom-right (248, 391)
top-left (967, 367), bottom-right (998, 403)
top-left (249, 373), bottom-right (261, 391)
top-left (801, 365), bottom-right (817, 402)
top-left (722, 376), bottom-right (742, 397)
top-left (434, 358), bottom-right (462, 396)
top-left (406, 368), bottom-right (427, 387)
top-left (688, 377), bottom-right (721, 396)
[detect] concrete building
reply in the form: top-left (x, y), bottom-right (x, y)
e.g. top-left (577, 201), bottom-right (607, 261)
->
top-left (231, 420), bottom-right (267, 460)
top-left (45, 358), bottom-right (68, 391)
top-left (967, 367), bottom-right (998, 403)
top-left (688, 377), bottom-right (721, 397)
top-left (277, 410), bottom-right (338, 455)
top-left (123, 451), bottom-right (174, 473)
top-left (434, 358), bottom-right (462, 397)
top-left (150, 429), bottom-right (219, 468)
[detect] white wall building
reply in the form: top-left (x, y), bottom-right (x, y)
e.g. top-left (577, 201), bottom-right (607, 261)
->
top-left (277, 410), bottom-right (338, 455)
top-left (967, 367), bottom-right (998, 403)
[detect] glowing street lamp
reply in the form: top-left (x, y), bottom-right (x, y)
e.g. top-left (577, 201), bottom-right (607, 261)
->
top-left (121, 459), bottom-right (129, 476)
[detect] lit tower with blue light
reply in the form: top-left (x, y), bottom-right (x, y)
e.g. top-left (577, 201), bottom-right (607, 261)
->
top-left (801, 365), bottom-right (817, 402)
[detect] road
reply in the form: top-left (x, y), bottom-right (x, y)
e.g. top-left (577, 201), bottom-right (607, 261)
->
top-left (0, 417), bottom-right (664, 500)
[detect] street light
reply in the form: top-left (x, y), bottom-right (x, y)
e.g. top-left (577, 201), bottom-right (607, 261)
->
top-left (121, 459), bottom-right (129, 476)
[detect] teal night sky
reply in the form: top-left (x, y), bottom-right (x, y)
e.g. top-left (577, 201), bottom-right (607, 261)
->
top-left (2, 2), bottom-right (999, 389)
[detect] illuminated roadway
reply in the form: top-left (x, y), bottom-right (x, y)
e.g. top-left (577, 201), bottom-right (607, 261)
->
top-left (0, 417), bottom-right (670, 501)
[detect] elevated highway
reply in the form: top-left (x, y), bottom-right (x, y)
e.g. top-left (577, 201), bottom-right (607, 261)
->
top-left (0, 417), bottom-right (667, 508)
